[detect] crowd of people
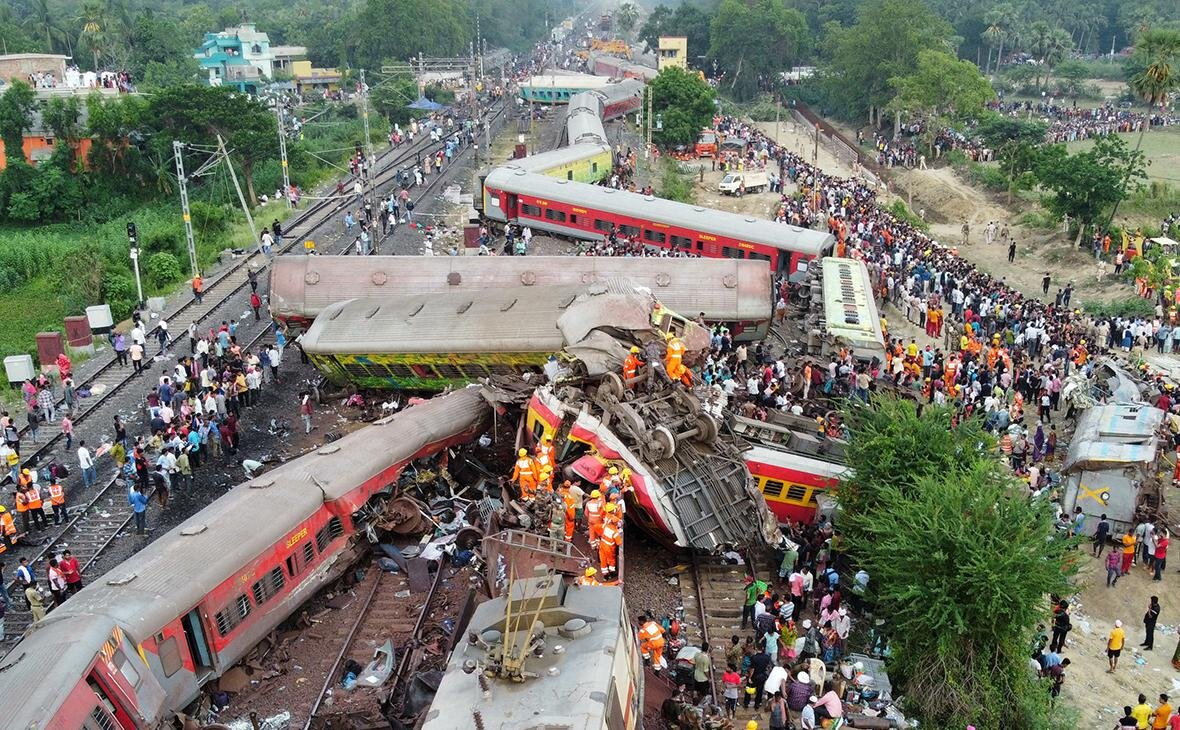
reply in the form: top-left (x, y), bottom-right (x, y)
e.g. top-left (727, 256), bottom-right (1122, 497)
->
top-left (0, 304), bottom-right (294, 637)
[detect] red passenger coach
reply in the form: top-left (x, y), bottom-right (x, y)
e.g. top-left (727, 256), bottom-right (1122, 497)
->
top-left (482, 168), bottom-right (835, 276)
top-left (0, 388), bottom-right (491, 729)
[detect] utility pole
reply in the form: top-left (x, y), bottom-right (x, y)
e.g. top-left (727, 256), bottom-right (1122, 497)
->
top-left (775, 98), bottom-right (781, 145)
top-left (126, 221), bottom-right (144, 307)
top-left (644, 87), bottom-right (653, 159)
top-left (216, 134), bottom-right (257, 242)
top-left (173, 141), bottom-right (200, 278)
top-left (276, 105), bottom-right (292, 209)
top-left (358, 68), bottom-right (379, 250)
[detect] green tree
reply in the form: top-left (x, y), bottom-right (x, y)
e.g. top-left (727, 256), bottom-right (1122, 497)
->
top-left (820, 0), bottom-right (954, 125)
top-left (1036, 136), bottom-right (1146, 244)
top-left (887, 49), bottom-right (995, 148)
top-left (648, 66), bottom-right (716, 147)
top-left (617, 2), bottom-right (639, 35)
top-left (839, 398), bottom-right (1075, 730)
top-left (709, 0), bottom-right (809, 101)
top-left (42, 97), bottom-right (83, 171)
top-left (981, 2), bottom-right (1017, 74)
top-left (1053, 59), bottom-right (1091, 99)
top-left (146, 85), bottom-right (279, 206)
top-left (0, 81), bottom-right (37, 164)
top-left (640, 4), bottom-right (711, 65)
top-left (977, 114), bottom-right (1046, 203)
top-left (638, 4), bottom-right (674, 53)
top-left (76, 0), bottom-right (105, 70)
top-left (21, 0), bottom-right (69, 54)
top-left (353, 0), bottom-right (469, 70)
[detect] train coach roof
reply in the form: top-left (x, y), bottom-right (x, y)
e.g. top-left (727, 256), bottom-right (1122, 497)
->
top-left (300, 281), bottom-right (661, 355)
top-left (520, 73), bottom-right (616, 90)
top-left (422, 582), bottom-right (626, 730)
top-left (510, 143), bottom-right (609, 174)
top-left (0, 615), bottom-right (123, 724)
top-left (484, 167), bottom-right (835, 255)
top-left (269, 255), bottom-right (772, 323)
top-left (35, 389), bottom-right (489, 636)
top-left (593, 78), bottom-right (644, 105)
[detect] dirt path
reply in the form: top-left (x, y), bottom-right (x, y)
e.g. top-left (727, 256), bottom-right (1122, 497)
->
top-left (1058, 552), bottom-right (1180, 729)
top-left (886, 166), bottom-right (1128, 307)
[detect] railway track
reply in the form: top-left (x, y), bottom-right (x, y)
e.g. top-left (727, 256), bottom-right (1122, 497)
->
top-left (7, 106), bottom-right (491, 471)
top-left (679, 554), bottom-right (752, 697)
top-left (303, 558), bottom-right (453, 729)
top-left (0, 326), bottom-right (272, 643)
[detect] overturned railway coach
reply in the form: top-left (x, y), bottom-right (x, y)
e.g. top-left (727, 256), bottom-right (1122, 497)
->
top-left (269, 255), bottom-right (773, 340)
top-left (0, 389), bottom-right (491, 728)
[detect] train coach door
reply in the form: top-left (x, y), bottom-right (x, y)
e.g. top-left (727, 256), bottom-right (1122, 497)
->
top-left (506, 193), bottom-right (518, 218)
top-left (181, 609), bottom-right (215, 680)
top-left (85, 675), bottom-right (135, 730)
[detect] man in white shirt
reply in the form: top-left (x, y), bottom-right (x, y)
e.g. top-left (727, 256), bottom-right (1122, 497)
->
top-left (763, 662), bottom-right (790, 696)
top-left (77, 441), bottom-right (96, 488)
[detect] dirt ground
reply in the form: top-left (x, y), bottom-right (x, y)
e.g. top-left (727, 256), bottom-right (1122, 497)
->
top-left (1058, 550), bottom-right (1180, 729)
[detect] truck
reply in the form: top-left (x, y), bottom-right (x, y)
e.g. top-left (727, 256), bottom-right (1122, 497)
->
top-left (695, 130), bottom-right (718, 158)
top-left (718, 171), bottom-right (768, 196)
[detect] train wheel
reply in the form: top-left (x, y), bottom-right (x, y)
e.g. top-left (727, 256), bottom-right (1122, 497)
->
top-left (599, 372), bottom-right (625, 400)
top-left (694, 413), bottom-right (719, 444)
top-left (645, 425), bottom-right (676, 462)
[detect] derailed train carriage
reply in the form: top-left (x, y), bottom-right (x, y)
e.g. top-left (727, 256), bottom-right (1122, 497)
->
top-left (268, 255), bottom-right (773, 340)
top-left (299, 279), bottom-right (712, 390)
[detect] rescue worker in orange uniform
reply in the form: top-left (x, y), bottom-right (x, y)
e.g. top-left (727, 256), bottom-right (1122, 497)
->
top-left (599, 504), bottom-right (621, 578)
top-left (577, 566), bottom-right (601, 586)
top-left (0, 504), bottom-right (16, 550)
top-left (638, 613), bottom-right (667, 673)
top-left (511, 448), bottom-right (539, 501)
top-left (622, 346), bottom-right (645, 387)
top-left (560, 481), bottom-right (577, 541)
top-left (585, 489), bottom-right (605, 546)
top-left (24, 482), bottom-right (46, 531)
top-left (14, 486), bottom-right (30, 533)
top-left (663, 331), bottom-right (692, 386)
top-left (537, 464), bottom-right (554, 495)
top-left (47, 481), bottom-right (66, 525)
top-left (600, 465), bottom-right (621, 495)
top-left (535, 434), bottom-right (556, 473)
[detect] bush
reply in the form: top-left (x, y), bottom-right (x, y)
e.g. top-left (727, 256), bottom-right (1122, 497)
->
top-left (145, 251), bottom-right (183, 288)
top-left (945, 149), bottom-right (969, 168)
top-left (102, 270), bottom-right (139, 320)
top-left (188, 201), bottom-right (234, 235)
top-left (1083, 297), bottom-right (1156, 319)
top-left (967, 162), bottom-right (1008, 192)
top-left (886, 199), bottom-right (929, 231)
top-left (658, 159), bottom-right (695, 203)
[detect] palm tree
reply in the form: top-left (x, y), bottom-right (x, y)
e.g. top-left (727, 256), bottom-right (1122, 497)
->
top-left (617, 3), bottom-right (639, 36)
top-left (1104, 30), bottom-right (1180, 232)
top-left (1040, 28), bottom-right (1074, 86)
top-left (983, 3), bottom-right (1016, 74)
top-left (24, 0), bottom-right (66, 54)
top-left (76, 0), bottom-right (104, 70)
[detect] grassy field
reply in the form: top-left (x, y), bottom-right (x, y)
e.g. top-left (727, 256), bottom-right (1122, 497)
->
top-left (1065, 127), bottom-right (1180, 185)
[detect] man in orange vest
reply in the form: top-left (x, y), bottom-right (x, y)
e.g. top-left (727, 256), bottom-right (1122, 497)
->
top-left (535, 434), bottom-right (556, 473)
top-left (599, 505), bottom-right (621, 578)
top-left (560, 481), bottom-right (577, 541)
top-left (537, 464), bottom-right (554, 495)
top-left (192, 274), bottom-right (204, 304)
top-left (24, 483), bottom-right (46, 531)
top-left (14, 488), bottom-right (30, 534)
top-left (622, 346), bottom-right (644, 387)
top-left (663, 332), bottom-right (692, 386)
top-left (577, 566), bottom-right (601, 586)
top-left (600, 465), bottom-right (621, 495)
top-left (511, 448), bottom-right (539, 501)
top-left (47, 481), bottom-right (66, 525)
top-left (638, 613), bottom-right (667, 673)
top-left (585, 489), bottom-right (604, 547)
top-left (0, 505), bottom-right (15, 550)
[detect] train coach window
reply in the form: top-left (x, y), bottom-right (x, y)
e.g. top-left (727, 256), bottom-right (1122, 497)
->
top-left (592, 162), bottom-right (599, 173)
top-left (86, 706), bottom-right (118, 730)
top-left (619, 224), bottom-right (640, 238)
top-left (543, 208), bottom-right (566, 222)
top-left (252, 567), bottom-right (286, 606)
top-left (343, 362), bottom-right (373, 379)
top-left (593, 218), bottom-right (613, 232)
top-left (762, 479), bottom-right (786, 499)
top-left (432, 363), bottom-right (464, 379)
top-left (566, 170), bottom-right (574, 180)
top-left (671, 235), bottom-right (693, 249)
top-left (748, 251), bottom-right (771, 263)
top-left (721, 246), bottom-right (746, 259)
top-left (113, 649), bottom-right (141, 688)
top-left (460, 363), bottom-right (490, 378)
top-left (303, 541), bottom-right (316, 565)
top-left (786, 484), bottom-right (809, 504)
top-left (643, 229), bottom-right (666, 244)
top-left (488, 363), bottom-right (518, 376)
top-left (316, 516), bottom-right (345, 553)
top-left (520, 203), bottom-right (542, 217)
top-left (156, 634), bottom-right (183, 678)
top-left (214, 594), bottom-right (252, 637)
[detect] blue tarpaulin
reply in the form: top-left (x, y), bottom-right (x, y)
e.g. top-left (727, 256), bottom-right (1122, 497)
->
top-left (407, 97), bottom-right (445, 111)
